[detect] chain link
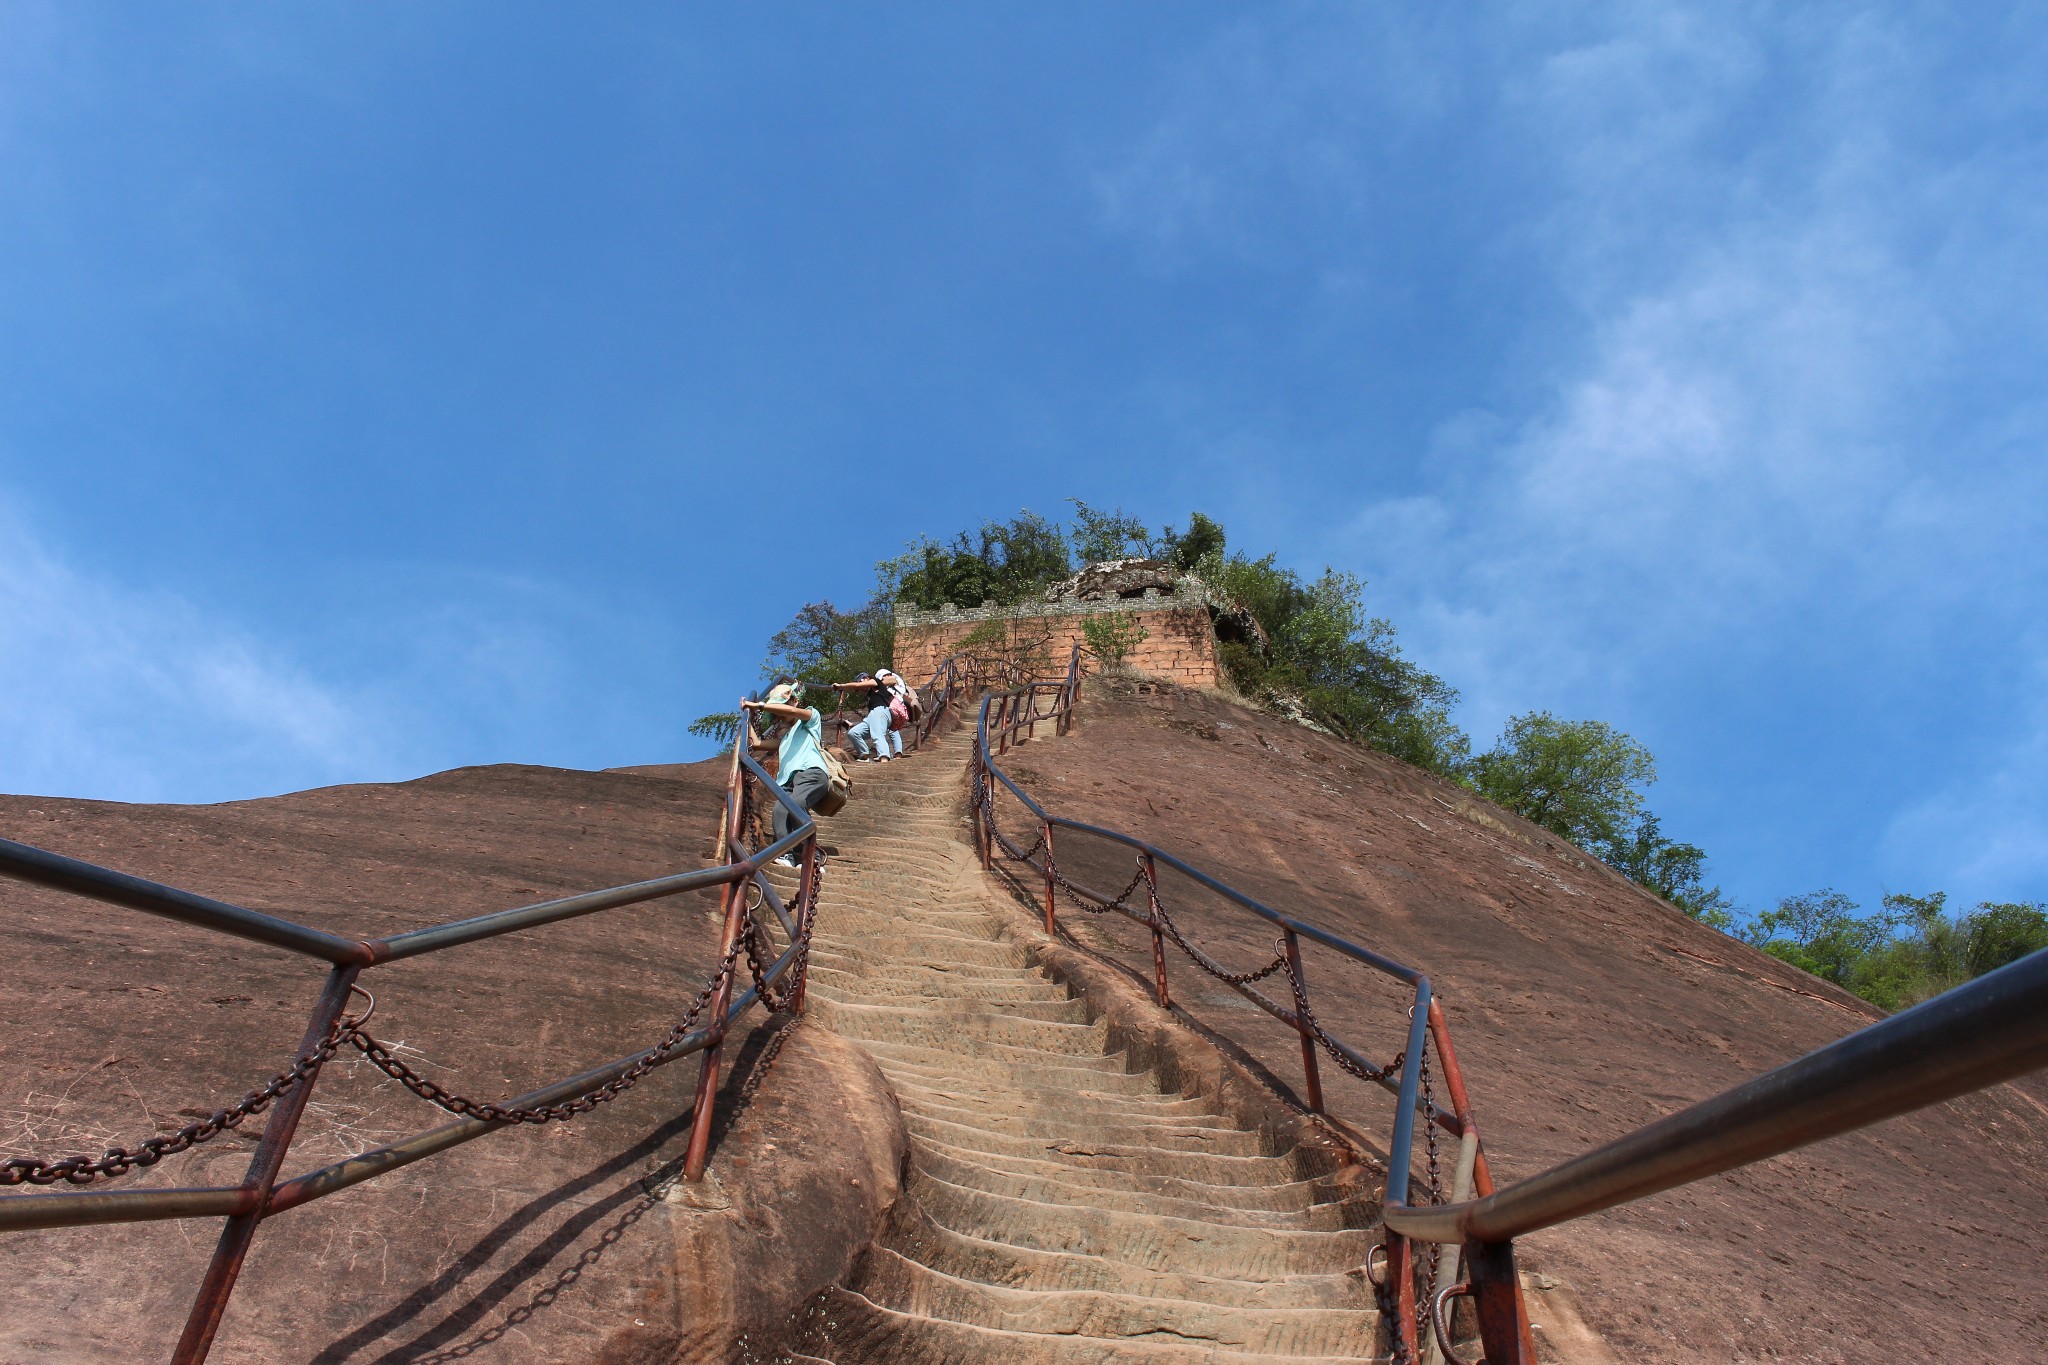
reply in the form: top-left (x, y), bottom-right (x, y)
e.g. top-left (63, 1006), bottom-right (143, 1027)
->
top-left (1415, 1040), bottom-right (1443, 1354)
top-left (6, 842), bottom-right (824, 1179)
top-left (1, 1017), bottom-right (354, 1187)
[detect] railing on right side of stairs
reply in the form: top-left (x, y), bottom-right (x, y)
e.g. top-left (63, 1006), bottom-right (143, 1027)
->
top-left (967, 644), bottom-right (2048, 1365)
top-left (970, 646), bottom-right (1489, 1364)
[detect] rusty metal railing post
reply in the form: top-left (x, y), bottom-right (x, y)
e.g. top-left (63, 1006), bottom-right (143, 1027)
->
top-left (1040, 821), bottom-right (1058, 935)
top-left (1427, 999), bottom-right (1494, 1196)
top-left (685, 755), bottom-right (751, 1184)
top-left (1142, 853), bottom-right (1169, 1008)
top-left (1383, 1235), bottom-right (1417, 1363)
top-left (1281, 929), bottom-right (1325, 1114)
top-left (976, 761), bottom-right (993, 870)
top-left (1465, 1238), bottom-right (1537, 1365)
top-left (684, 868), bottom-right (744, 1182)
top-left (791, 840), bottom-right (816, 1015)
top-left (172, 963), bottom-right (360, 1364)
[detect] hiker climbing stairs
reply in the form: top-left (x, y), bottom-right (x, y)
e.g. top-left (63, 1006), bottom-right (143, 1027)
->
top-left (775, 725), bottom-right (1391, 1362)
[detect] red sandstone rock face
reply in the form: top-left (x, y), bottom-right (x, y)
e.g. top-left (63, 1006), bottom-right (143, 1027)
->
top-left (991, 676), bottom-right (2048, 1364)
top-left (0, 762), bottom-right (901, 1363)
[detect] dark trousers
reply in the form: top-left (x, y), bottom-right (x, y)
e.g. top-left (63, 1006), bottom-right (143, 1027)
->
top-left (774, 766), bottom-right (832, 843)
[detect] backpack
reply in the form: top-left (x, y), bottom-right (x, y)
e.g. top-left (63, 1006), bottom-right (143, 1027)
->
top-left (888, 694), bottom-right (911, 730)
top-left (814, 749), bottom-right (852, 816)
top-left (902, 684), bottom-right (924, 721)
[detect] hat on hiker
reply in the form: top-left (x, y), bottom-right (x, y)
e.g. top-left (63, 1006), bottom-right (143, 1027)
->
top-left (766, 681), bottom-right (803, 705)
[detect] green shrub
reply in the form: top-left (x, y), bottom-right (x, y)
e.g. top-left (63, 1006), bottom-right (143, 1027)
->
top-left (1080, 610), bottom-right (1149, 669)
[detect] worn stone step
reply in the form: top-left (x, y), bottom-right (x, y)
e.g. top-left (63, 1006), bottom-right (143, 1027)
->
top-left (907, 1148), bottom-right (1364, 1232)
top-left (887, 1073), bottom-right (1211, 1118)
top-left (794, 1287), bottom-right (1384, 1365)
top-left (900, 1113), bottom-right (1296, 1175)
top-left (905, 1171), bottom-right (1376, 1278)
top-left (897, 1116), bottom-right (1307, 1188)
top-left (815, 993), bottom-right (1090, 1026)
top-left (894, 1096), bottom-right (1267, 1156)
top-left (877, 1204), bottom-right (1366, 1310)
top-left (806, 950), bottom-right (1040, 984)
top-left (905, 1134), bottom-right (1334, 1210)
top-left (809, 935), bottom-right (1032, 970)
top-left (806, 968), bottom-right (1065, 1005)
top-left (856, 1033), bottom-right (1151, 1078)
top-left (811, 1000), bottom-right (1112, 1056)
top-left (851, 1250), bottom-right (1380, 1356)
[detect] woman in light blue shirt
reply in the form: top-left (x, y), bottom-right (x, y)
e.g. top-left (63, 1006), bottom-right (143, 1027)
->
top-left (744, 678), bottom-right (832, 865)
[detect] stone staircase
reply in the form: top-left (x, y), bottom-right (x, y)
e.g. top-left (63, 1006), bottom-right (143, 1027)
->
top-left (776, 725), bottom-right (1389, 1363)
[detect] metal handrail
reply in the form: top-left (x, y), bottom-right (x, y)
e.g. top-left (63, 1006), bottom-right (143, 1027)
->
top-left (1384, 942), bottom-right (2048, 1246)
top-left (968, 646), bottom-right (1477, 1363)
top-left (972, 647), bottom-right (2048, 1365)
top-left (0, 682), bottom-right (841, 1363)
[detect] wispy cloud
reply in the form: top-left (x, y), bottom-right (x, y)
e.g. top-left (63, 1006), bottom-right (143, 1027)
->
top-left (1092, 4), bottom-right (2048, 904)
top-left (1885, 639), bottom-right (2048, 902)
top-left (0, 498), bottom-right (377, 803)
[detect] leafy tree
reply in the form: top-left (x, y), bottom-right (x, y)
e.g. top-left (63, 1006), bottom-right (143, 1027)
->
top-left (1469, 712), bottom-right (1656, 852)
top-left (762, 599), bottom-right (896, 685)
top-left (1744, 889), bottom-right (1887, 986)
top-left (1159, 511), bottom-right (1226, 572)
top-left (1067, 499), bottom-right (1156, 564)
top-left (893, 510), bottom-right (1073, 610)
top-left (687, 711), bottom-right (742, 746)
top-left (1964, 901), bottom-right (2048, 976)
top-left (1080, 610), bottom-right (1149, 669)
top-left (1203, 554), bottom-right (1468, 775)
top-left (1602, 813), bottom-right (1736, 929)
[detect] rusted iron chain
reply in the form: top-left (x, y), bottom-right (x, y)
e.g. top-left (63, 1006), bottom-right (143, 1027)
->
top-left (1151, 901), bottom-right (1288, 987)
top-left (1, 1018), bottom-right (356, 1187)
top-left (1416, 1041), bottom-right (1443, 1352)
top-left (346, 930), bottom-right (744, 1125)
top-left (1044, 846), bottom-right (1148, 916)
top-left (980, 766), bottom-right (1294, 985)
top-left (1279, 949), bottom-right (1398, 1086)
top-left (742, 856), bottom-right (820, 1014)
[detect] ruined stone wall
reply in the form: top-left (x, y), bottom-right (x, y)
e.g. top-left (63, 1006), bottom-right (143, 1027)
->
top-left (892, 584), bottom-right (1221, 688)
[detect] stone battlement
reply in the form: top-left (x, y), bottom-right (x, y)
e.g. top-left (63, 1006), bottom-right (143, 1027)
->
top-left (893, 580), bottom-right (1221, 689)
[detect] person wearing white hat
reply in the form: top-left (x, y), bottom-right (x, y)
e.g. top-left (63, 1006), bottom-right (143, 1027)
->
top-left (744, 677), bottom-right (833, 865)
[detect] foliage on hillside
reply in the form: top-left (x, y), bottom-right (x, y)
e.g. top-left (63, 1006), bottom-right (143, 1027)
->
top-left (704, 497), bottom-right (2042, 1016)
top-left (1745, 890), bottom-right (2048, 1011)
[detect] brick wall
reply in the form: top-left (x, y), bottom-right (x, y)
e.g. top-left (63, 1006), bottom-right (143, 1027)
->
top-left (892, 586), bottom-right (1221, 689)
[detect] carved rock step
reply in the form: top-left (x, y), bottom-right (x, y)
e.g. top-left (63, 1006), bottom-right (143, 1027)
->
top-left (805, 948), bottom-right (1040, 982)
top-left (852, 1252), bottom-right (1380, 1356)
top-left (893, 1098), bottom-right (1271, 1156)
top-left (805, 969), bottom-right (1070, 1006)
top-left (875, 1205), bottom-right (1367, 1309)
top-left (790, 722), bottom-right (1388, 1363)
top-left (906, 1134), bottom-right (1338, 1212)
top-left (809, 934), bottom-right (1033, 970)
top-left (862, 1047), bottom-right (1181, 1098)
top-left (903, 1172), bottom-right (1376, 1278)
top-left (813, 991), bottom-right (1094, 1023)
top-left (809, 999), bottom-right (1112, 1056)
top-left (886, 1073), bottom-right (1218, 1119)
top-left (906, 1149), bottom-right (1363, 1231)
top-left (794, 1286), bottom-right (1384, 1365)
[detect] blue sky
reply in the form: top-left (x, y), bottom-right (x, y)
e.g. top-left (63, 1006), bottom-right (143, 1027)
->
top-left (2, 4), bottom-right (2043, 920)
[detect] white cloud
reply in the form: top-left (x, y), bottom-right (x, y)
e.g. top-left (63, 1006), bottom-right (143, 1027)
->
top-left (0, 499), bottom-right (379, 803)
top-left (1884, 642), bottom-right (2048, 905)
top-left (1097, 4), bottom-right (2048, 901)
